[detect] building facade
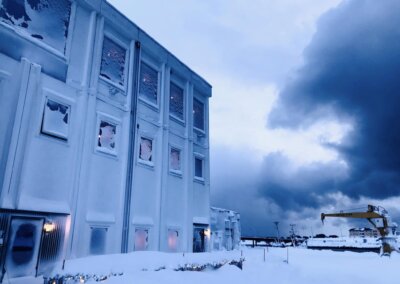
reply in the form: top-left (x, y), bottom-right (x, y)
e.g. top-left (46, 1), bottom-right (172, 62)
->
top-left (349, 228), bottom-right (379, 238)
top-left (0, 0), bottom-right (211, 279)
top-left (210, 207), bottom-right (241, 251)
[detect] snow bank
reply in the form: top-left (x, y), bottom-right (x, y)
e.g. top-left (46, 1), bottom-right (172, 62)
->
top-left (51, 247), bottom-right (400, 284)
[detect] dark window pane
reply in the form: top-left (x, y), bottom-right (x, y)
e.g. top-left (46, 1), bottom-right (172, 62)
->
top-left (170, 82), bottom-right (184, 120)
top-left (195, 157), bottom-right (203, 178)
top-left (11, 223), bottom-right (36, 264)
top-left (90, 228), bottom-right (107, 255)
top-left (139, 62), bottom-right (158, 104)
top-left (193, 98), bottom-right (204, 130)
top-left (0, 0), bottom-right (72, 52)
top-left (100, 37), bottom-right (126, 87)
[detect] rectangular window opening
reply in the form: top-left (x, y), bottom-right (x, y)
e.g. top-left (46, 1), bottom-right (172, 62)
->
top-left (100, 37), bottom-right (127, 87)
top-left (139, 137), bottom-right (153, 162)
top-left (41, 98), bottom-right (70, 141)
top-left (134, 228), bottom-right (149, 251)
top-left (170, 147), bottom-right (181, 172)
top-left (193, 98), bottom-right (204, 130)
top-left (97, 120), bottom-right (117, 153)
top-left (194, 157), bottom-right (203, 178)
top-left (90, 227), bottom-right (107, 255)
top-left (0, 0), bottom-right (72, 53)
top-left (139, 61), bottom-right (158, 105)
top-left (167, 229), bottom-right (179, 252)
top-left (170, 82), bottom-right (184, 120)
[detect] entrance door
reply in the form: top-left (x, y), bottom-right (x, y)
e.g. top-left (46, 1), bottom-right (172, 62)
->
top-left (5, 218), bottom-right (44, 278)
top-left (193, 225), bottom-right (207, 253)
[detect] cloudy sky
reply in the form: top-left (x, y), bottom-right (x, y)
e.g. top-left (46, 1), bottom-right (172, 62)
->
top-left (109, 0), bottom-right (400, 237)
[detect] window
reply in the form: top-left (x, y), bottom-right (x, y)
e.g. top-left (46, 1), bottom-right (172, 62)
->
top-left (0, 0), bottom-right (72, 53)
top-left (97, 120), bottom-right (117, 152)
top-left (194, 157), bottom-right (203, 178)
top-left (170, 82), bottom-right (184, 120)
top-left (167, 229), bottom-right (179, 252)
top-left (100, 37), bottom-right (126, 87)
top-left (90, 227), bottom-right (107, 255)
top-left (139, 137), bottom-right (153, 162)
top-left (134, 228), bottom-right (149, 251)
top-left (193, 98), bottom-right (204, 130)
top-left (170, 148), bottom-right (181, 171)
top-left (139, 61), bottom-right (158, 105)
top-left (41, 98), bottom-right (70, 141)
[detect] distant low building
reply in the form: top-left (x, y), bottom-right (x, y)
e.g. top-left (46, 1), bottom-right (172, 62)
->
top-left (210, 207), bottom-right (241, 251)
top-left (349, 228), bottom-right (379, 238)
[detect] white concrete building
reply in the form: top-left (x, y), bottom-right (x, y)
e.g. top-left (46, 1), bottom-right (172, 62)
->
top-left (210, 207), bottom-right (241, 251)
top-left (0, 0), bottom-right (211, 280)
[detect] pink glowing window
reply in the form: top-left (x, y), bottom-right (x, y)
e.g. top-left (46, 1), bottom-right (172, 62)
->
top-left (134, 228), bottom-right (149, 251)
top-left (167, 229), bottom-right (179, 252)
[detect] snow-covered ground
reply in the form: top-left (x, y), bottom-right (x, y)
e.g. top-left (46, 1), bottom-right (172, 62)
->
top-left (47, 247), bottom-right (400, 284)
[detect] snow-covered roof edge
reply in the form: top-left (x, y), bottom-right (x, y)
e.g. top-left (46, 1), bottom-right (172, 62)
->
top-left (211, 206), bottom-right (239, 215)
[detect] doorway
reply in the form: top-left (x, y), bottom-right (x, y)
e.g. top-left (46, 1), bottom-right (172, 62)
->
top-left (193, 224), bottom-right (208, 253)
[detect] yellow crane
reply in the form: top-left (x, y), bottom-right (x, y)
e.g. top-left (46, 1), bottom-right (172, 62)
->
top-left (321, 205), bottom-right (397, 255)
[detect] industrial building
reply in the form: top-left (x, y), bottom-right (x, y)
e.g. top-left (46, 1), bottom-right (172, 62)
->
top-left (0, 0), bottom-right (211, 280)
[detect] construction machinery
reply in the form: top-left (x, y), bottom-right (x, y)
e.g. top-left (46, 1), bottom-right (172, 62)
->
top-left (321, 205), bottom-right (398, 255)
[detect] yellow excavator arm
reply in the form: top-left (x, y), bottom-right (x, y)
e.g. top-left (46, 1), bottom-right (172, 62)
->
top-left (320, 204), bottom-right (395, 255)
top-left (321, 204), bottom-right (388, 236)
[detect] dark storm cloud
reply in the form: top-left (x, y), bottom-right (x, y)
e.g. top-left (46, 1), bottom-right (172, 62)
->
top-left (258, 153), bottom-right (347, 211)
top-left (267, 0), bottom-right (400, 201)
top-left (212, 0), bottom-right (400, 236)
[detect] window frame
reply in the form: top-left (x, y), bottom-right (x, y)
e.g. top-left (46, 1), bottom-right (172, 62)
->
top-left (169, 145), bottom-right (183, 176)
top-left (94, 112), bottom-right (121, 158)
top-left (89, 226), bottom-right (108, 255)
top-left (98, 32), bottom-right (130, 93)
top-left (133, 226), bottom-right (151, 251)
top-left (0, 0), bottom-right (76, 59)
top-left (40, 96), bottom-right (72, 142)
top-left (193, 153), bottom-right (205, 182)
top-left (193, 96), bottom-right (206, 133)
top-left (138, 55), bottom-right (161, 110)
top-left (167, 227), bottom-right (181, 252)
top-left (137, 134), bottom-right (155, 168)
top-left (169, 75), bottom-right (186, 124)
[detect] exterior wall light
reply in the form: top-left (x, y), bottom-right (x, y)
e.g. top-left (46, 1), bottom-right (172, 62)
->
top-left (204, 228), bottom-right (211, 238)
top-left (43, 221), bottom-right (56, 233)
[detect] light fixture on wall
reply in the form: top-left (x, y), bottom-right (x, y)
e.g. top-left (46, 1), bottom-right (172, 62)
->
top-left (204, 228), bottom-right (211, 238)
top-left (43, 221), bottom-right (56, 233)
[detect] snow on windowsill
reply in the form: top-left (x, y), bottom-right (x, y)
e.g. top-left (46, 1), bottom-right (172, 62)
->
top-left (169, 169), bottom-right (183, 177)
top-left (194, 176), bottom-right (205, 184)
top-left (170, 114), bottom-right (185, 125)
top-left (138, 96), bottom-right (159, 112)
top-left (99, 76), bottom-right (126, 94)
top-left (138, 159), bottom-right (154, 169)
top-left (86, 212), bottom-right (116, 224)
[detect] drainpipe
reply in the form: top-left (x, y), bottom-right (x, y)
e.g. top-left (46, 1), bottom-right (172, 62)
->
top-left (121, 41), bottom-right (141, 253)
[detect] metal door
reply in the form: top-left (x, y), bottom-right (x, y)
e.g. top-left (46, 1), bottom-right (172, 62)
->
top-left (193, 226), bottom-right (206, 253)
top-left (4, 218), bottom-right (44, 278)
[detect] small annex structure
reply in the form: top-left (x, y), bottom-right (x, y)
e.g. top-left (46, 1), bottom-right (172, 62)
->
top-left (210, 207), bottom-right (241, 251)
top-left (0, 0), bottom-right (211, 280)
